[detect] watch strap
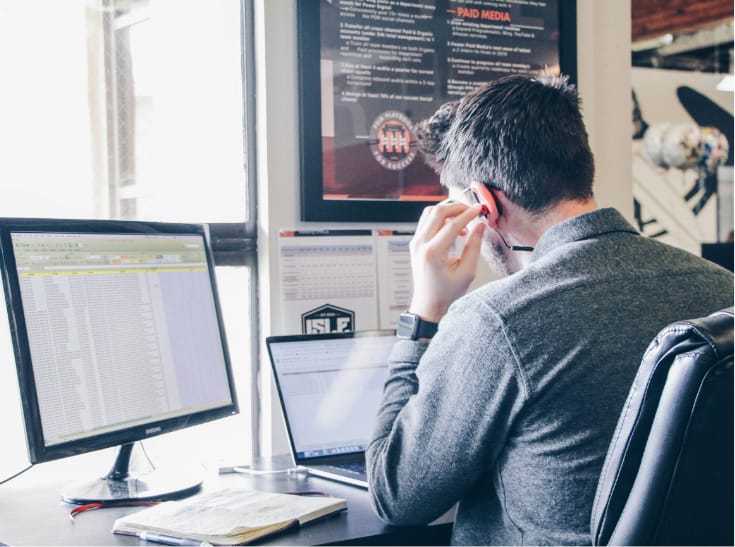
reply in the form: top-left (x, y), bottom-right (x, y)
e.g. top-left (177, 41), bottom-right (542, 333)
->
top-left (414, 316), bottom-right (438, 339)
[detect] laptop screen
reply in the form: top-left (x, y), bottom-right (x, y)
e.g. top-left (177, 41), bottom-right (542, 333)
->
top-left (267, 331), bottom-right (395, 461)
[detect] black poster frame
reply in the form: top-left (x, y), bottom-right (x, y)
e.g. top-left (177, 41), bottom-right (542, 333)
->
top-left (298, 0), bottom-right (578, 223)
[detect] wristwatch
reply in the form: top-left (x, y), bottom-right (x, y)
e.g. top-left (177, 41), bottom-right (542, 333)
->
top-left (396, 311), bottom-right (439, 340)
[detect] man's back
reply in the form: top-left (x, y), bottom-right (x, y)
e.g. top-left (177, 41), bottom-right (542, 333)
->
top-left (368, 209), bottom-right (734, 545)
top-left (450, 209), bottom-right (732, 544)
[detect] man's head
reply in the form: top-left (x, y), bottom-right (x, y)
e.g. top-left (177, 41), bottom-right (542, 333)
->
top-left (425, 73), bottom-right (595, 213)
top-left (415, 73), bottom-right (596, 276)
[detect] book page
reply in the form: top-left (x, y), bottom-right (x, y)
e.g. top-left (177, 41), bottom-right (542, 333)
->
top-left (113, 488), bottom-right (346, 537)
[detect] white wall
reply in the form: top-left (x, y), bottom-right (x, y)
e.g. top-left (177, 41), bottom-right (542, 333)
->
top-left (577, 1), bottom-right (633, 217)
top-left (254, 0), bottom-right (633, 456)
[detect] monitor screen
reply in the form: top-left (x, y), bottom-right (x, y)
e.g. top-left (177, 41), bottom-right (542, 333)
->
top-left (0, 218), bottom-right (238, 503)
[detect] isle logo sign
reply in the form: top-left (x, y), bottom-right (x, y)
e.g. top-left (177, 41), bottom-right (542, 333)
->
top-left (302, 304), bottom-right (354, 334)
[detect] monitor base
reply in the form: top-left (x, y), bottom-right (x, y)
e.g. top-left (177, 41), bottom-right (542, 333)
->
top-left (60, 468), bottom-right (203, 504)
top-left (60, 442), bottom-right (203, 504)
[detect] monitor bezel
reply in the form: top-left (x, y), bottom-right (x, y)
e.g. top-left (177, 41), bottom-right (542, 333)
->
top-left (0, 217), bottom-right (239, 464)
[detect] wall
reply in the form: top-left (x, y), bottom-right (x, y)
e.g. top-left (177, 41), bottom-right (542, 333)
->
top-left (255, 0), bottom-right (633, 456)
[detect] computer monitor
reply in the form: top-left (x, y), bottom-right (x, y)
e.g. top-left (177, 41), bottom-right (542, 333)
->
top-left (0, 218), bottom-right (238, 504)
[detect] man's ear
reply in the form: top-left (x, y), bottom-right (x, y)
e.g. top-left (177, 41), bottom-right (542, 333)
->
top-left (470, 182), bottom-right (500, 226)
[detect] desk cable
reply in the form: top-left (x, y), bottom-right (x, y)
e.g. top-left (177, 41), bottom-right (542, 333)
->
top-left (68, 500), bottom-right (159, 522)
top-left (0, 463), bottom-right (33, 486)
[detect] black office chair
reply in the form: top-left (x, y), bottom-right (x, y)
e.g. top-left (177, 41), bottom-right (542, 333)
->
top-left (590, 307), bottom-right (734, 546)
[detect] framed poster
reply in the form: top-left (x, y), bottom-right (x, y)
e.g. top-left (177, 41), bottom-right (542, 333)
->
top-left (298, 0), bottom-right (577, 222)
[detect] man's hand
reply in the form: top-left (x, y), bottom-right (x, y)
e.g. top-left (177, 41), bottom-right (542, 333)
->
top-left (408, 201), bottom-right (486, 323)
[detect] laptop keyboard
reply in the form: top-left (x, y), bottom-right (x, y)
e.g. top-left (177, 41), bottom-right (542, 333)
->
top-left (326, 462), bottom-right (365, 476)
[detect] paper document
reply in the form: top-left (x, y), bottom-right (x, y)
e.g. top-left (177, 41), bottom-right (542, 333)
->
top-left (112, 487), bottom-right (347, 545)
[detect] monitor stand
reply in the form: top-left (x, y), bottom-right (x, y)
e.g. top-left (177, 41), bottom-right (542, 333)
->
top-left (60, 442), bottom-right (203, 504)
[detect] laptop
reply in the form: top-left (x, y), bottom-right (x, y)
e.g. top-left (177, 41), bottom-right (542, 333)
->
top-left (266, 330), bottom-right (396, 488)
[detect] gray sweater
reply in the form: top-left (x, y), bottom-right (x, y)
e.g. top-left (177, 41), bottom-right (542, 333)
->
top-left (367, 208), bottom-right (734, 545)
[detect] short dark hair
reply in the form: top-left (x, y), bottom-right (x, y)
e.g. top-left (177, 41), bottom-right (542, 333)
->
top-left (414, 100), bottom-right (457, 174)
top-left (434, 73), bottom-right (595, 212)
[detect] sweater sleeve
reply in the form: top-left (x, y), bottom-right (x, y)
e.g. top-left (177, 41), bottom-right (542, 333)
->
top-left (366, 298), bottom-right (529, 525)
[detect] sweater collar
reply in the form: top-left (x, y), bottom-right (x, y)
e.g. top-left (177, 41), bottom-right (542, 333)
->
top-left (531, 208), bottom-right (640, 260)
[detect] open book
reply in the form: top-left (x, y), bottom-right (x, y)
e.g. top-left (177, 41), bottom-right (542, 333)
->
top-left (112, 487), bottom-right (347, 545)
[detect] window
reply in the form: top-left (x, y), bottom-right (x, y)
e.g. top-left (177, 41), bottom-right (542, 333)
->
top-left (0, 0), bottom-right (257, 476)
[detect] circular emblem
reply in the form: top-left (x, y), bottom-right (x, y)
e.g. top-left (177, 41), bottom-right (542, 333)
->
top-left (369, 111), bottom-right (417, 170)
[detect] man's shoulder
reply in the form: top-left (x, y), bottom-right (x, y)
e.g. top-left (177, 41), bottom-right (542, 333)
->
top-left (458, 271), bottom-right (540, 321)
top-left (627, 235), bottom-right (734, 279)
top-left (464, 235), bottom-right (733, 319)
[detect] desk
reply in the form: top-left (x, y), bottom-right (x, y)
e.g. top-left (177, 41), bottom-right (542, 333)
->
top-left (0, 456), bottom-right (452, 546)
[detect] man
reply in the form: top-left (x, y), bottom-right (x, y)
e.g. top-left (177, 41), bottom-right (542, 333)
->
top-left (366, 74), bottom-right (734, 545)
